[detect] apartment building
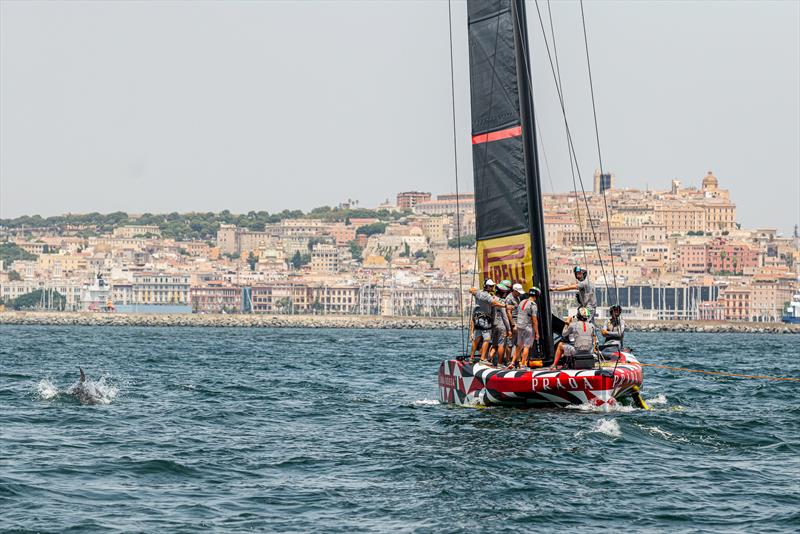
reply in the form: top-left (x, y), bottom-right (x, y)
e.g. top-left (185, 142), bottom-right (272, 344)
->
top-left (310, 243), bottom-right (340, 273)
top-left (132, 273), bottom-right (190, 304)
top-left (396, 191), bottom-right (431, 211)
top-left (191, 283), bottom-right (243, 313)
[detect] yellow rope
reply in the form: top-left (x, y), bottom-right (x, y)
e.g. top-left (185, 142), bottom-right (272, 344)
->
top-left (640, 363), bottom-right (800, 382)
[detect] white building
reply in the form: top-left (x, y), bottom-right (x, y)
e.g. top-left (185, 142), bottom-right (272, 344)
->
top-left (132, 273), bottom-right (190, 304)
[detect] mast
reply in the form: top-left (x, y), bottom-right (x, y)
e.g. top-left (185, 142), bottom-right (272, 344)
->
top-left (511, 0), bottom-right (554, 361)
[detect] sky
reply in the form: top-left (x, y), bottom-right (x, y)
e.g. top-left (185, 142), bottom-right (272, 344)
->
top-left (1, 0), bottom-right (798, 234)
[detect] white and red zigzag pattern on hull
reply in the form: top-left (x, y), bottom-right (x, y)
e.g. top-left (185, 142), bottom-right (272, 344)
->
top-left (437, 353), bottom-right (644, 408)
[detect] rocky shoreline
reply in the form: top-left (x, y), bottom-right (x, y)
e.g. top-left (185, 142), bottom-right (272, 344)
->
top-left (1, 311), bottom-right (798, 334)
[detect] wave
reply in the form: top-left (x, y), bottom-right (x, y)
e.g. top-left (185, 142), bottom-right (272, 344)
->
top-left (412, 399), bottom-right (440, 406)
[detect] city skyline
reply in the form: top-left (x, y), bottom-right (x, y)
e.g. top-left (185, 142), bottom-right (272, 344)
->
top-left (1, 1), bottom-right (798, 233)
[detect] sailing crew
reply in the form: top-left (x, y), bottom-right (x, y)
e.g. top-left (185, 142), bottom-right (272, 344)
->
top-left (489, 282), bottom-right (513, 366)
top-left (468, 280), bottom-right (508, 363)
top-left (601, 305), bottom-right (625, 348)
top-left (508, 287), bottom-right (541, 368)
top-left (552, 307), bottom-right (596, 369)
top-left (551, 266), bottom-right (596, 320)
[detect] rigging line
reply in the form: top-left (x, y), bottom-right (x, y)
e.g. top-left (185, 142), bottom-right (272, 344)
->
top-left (639, 363), bottom-right (800, 383)
top-left (535, 120), bottom-right (557, 194)
top-left (544, 0), bottom-right (588, 270)
top-left (447, 0), bottom-right (466, 357)
top-left (580, 0), bottom-right (619, 305)
top-left (539, 0), bottom-right (595, 277)
top-left (530, 0), bottom-right (610, 294)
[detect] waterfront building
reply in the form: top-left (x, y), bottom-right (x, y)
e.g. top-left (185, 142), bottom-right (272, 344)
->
top-left (719, 286), bottom-right (752, 322)
top-left (593, 283), bottom-right (721, 321)
top-left (191, 283), bottom-right (243, 313)
top-left (0, 279), bottom-right (82, 310)
top-left (132, 273), bottom-right (190, 305)
top-left (250, 283), bottom-right (313, 314)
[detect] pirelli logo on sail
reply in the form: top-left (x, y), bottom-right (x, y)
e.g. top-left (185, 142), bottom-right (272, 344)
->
top-left (477, 233), bottom-right (534, 288)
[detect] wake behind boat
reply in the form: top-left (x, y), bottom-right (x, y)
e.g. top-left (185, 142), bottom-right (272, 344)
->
top-left (438, 0), bottom-right (646, 409)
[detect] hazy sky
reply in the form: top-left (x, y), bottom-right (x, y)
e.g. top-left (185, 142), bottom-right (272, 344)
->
top-left (1, 0), bottom-right (798, 233)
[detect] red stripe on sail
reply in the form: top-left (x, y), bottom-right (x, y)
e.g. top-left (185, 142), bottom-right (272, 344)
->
top-left (471, 125), bottom-right (522, 145)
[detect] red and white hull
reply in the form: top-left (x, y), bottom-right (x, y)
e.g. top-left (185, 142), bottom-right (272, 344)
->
top-left (438, 352), bottom-right (644, 409)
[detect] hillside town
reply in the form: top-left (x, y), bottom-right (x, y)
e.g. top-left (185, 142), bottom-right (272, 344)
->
top-left (1, 171), bottom-right (799, 323)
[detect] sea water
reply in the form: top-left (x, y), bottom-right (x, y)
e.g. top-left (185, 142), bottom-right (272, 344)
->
top-left (1, 326), bottom-right (798, 532)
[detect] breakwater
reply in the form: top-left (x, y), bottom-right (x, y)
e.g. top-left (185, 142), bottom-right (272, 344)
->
top-left (1, 311), bottom-right (798, 333)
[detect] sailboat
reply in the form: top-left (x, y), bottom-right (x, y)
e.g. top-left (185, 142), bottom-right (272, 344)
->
top-left (437, 0), bottom-right (645, 409)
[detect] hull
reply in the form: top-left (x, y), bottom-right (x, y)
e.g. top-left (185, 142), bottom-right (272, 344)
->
top-left (438, 352), bottom-right (643, 408)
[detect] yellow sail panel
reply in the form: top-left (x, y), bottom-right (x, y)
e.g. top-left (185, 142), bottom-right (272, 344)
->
top-left (477, 233), bottom-right (533, 290)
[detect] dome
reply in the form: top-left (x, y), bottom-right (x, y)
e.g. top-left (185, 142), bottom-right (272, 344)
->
top-left (702, 171), bottom-right (718, 189)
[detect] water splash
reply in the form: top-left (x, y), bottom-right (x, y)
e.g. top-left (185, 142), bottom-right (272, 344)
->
top-left (36, 375), bottom-right (119, 405)
top-left (36, 379), bottom-right (59, 400)
top-left (67, 375), bottom-right (119, 405)
top-left (566, 401), bottom-right (637, 413)
top-left (647, 393), bottom-right (668, 405)
top-left (412, 399), bottom-right (440, 406)
top-left (592, 418), bottom-right (622, 438)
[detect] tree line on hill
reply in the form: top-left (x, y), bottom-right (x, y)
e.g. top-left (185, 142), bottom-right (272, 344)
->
top-left (0, 206), bottom-right (410, 242)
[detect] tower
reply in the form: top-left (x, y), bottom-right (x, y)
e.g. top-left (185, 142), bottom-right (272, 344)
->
top-left (593, 170), bottom-right (614, 194)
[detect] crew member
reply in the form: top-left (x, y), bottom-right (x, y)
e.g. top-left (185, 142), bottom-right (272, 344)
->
top-left (551, 266), bottom-right (596, 320)
top-left (489, 282), bottom-right (512, 366)
top-left (468, 280), bottom-right (507, 363)
top-left (601, 305), bottom-right (625, 348)
top-left (505, 283), bottom-right (524, 360)
top-left (552, 307), bottom-right (596, 369)
top-left (508, 287), bottom-right (541, 368)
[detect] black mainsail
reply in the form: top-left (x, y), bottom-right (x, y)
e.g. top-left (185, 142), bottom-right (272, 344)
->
top-left (467, 0), bottom-right (555, 360)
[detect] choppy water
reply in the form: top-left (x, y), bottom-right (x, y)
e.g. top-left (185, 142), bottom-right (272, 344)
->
top-left (1, 326), bottom-right (799, 532)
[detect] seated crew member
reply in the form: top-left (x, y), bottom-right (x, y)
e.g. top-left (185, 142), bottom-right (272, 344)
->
top-left (508, 287), bottom-right (541, 368)
top-left (468, 280), bottom-right (507, 363)
top-left (551, 266), bottom-right (596, 321)
top-left (504, 283), bottom-right (524, 361)
top-left (601, 305), bottom-right (625, 348)
top-left (489, 282), bottom-right (512, 366)
top-left (552, 307), bottom-right (596, 369)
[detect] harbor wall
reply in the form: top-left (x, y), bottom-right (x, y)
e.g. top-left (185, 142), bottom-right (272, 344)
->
top-left (1, 311), bottom-right (799, 333)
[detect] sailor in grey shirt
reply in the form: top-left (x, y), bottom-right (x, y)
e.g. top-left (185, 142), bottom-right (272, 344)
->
top-left (551, 265), bottom-right (596, 320)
